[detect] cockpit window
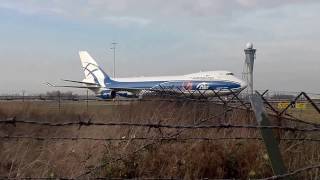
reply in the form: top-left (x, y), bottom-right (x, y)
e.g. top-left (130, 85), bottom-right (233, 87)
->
top-left (226, 72), bottom-right (234, 75)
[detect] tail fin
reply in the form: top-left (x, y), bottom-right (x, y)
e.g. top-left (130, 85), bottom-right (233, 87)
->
top-left (79, 51), bottom-right (113, 86)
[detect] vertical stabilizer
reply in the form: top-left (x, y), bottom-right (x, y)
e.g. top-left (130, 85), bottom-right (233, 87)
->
top-left (79, 51), bottom-right (112, 87)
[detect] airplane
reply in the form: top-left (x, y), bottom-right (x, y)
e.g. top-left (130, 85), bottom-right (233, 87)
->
top-left (47, 51), bottom-right (247, 99)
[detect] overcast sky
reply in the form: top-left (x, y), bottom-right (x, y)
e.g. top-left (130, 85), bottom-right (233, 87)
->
top-left (0, 0), bottom-right (319, 94)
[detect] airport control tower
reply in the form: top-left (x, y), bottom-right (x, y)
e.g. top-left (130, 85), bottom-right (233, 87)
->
top-left (243, 42), bottom-right (256, 96)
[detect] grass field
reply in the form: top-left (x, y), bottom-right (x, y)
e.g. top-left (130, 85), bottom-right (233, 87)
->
top-left (0, 100), bottom-right (319, 179)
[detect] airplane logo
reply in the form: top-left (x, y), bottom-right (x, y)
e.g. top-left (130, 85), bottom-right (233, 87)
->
top-left (196, 82), bottom-right (209, 90)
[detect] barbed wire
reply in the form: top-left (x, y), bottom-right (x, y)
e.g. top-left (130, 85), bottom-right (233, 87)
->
top-left (0, 176), bottom-right (178, 179)
top-left (260, 163), bottom-right (320, 180)
top-left (1, 118), bottom-right (320, 132)
top-left (1, 134), bottom-right (320, 142)
top-left (1, 178), bottom-right (178, 180)
top-left (0, 177), bottom-right (72, 180)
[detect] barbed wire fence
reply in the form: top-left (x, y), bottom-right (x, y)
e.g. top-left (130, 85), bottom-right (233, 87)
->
top-left (0, 90), bottom-right (319, 179)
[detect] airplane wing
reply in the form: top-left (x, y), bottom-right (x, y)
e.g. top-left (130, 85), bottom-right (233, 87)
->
top-left (45, 82), bottom-right (100, 89)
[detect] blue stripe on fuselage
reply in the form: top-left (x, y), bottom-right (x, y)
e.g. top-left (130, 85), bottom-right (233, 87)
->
top-left (107, 80), bottom-right (241, 90)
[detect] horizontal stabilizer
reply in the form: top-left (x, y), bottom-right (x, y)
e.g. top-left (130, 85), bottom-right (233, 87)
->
top-left (61, 79), bottom-right (99, 86)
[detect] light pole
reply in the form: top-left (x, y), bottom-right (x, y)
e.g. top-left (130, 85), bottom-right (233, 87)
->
top-left (110, 42), bottom-right (118, 78)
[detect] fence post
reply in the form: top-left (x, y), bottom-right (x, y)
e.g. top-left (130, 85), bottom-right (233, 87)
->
top-left (22, 90), bottom-right (25, 102)
top-left (244, 43), bottom-right (289, 178)
top-left (86, 89), bottom-right (89, 112)
top-left (58, 91), bottom-right (61, 112)
top-left (251, 94), bottom-right (289, 179)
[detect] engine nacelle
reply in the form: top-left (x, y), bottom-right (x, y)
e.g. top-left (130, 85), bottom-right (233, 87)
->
top-left (98, 90), bottom-right (116, 99)
top-left (117, 91), bottom-right (137, 98)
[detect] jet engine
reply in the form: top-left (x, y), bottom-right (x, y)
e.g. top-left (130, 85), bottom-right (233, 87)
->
top-left (98, 90), bottom-right (116, 99)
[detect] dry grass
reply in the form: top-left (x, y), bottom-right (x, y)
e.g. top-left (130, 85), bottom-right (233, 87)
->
top-left (0, 100), bottom-right (319, 179)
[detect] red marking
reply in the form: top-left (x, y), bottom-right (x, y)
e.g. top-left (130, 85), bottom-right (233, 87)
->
top-left (183, 81), bottom-right (193, 90)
